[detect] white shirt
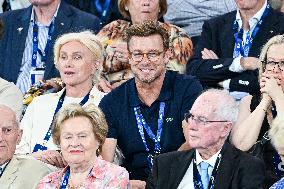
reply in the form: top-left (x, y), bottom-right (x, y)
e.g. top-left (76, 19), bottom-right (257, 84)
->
top-left (223, 0), bottom-right (268, 99)
top-left (16, 86), bottom-right (106, 154)
top-left (177, 149), bottom-right (221, 189)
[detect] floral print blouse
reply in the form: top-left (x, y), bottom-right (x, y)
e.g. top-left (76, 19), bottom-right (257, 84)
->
top-left (97, 20), bottom-right (193, 87)
top-left (36, 157), bottom-right (130, 189)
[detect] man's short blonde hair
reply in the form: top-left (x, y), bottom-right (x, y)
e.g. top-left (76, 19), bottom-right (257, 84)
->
top-left (52, 103), bottom-right (108, 156)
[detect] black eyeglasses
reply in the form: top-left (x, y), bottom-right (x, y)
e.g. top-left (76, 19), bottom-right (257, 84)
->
top-left (263, 60), bottom-right (284, 71)
top-left (184, 112), bottom-right (230, 125)
top-left (129, 50), bottom-right (164, 62)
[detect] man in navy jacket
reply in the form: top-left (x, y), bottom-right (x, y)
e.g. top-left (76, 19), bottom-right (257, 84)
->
top-left (0, 0), bottom-right (100, 92)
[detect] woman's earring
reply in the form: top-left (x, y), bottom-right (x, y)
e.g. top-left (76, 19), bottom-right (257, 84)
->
top-left (125, 6), bottom-right (129, 11)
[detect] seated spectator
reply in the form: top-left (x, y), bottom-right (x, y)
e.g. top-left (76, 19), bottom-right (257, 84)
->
top-left (99, 21), bottom-right (202, 188)
top-left (0, 0), bottom-right (101, 93)
top-left (0, 105), bottom-right (52, 189)
top-left (97, 0), bottom-right (193, 90)
top-left (64, 0), bottom-right (123, 26)
top-left (270, 0), bottom-right (284, 12)
top-left (187, 0), bottom-right (284, 100)
top-left (0, 77), bottom-right (23, 121)
top-left (0, 0), bottom-right (30, 12)
top-left (230, 34), bottom-right (284, 188)
top-left (36, 103), bottom-right (129, 188)
top-left (17, 31), bottom-right (105, 167)
top-left (269, 113), bottom-right (284, 189)
top-left (146, 89), bottom-right (265, 189)
top-left (164, 0), bottom-right (236, 46)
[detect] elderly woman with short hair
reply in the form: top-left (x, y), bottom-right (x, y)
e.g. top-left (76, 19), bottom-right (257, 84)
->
top-left (36, 103), bottom-right (130, 188)
top-left (231, 34), bottom-right (284, 188)
top-left (17, 31), bottom-right (106, 168)
top-left (97, 0), bottom-right (193, 90)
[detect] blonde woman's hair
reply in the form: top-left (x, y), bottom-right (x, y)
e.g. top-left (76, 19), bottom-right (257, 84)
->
top-left (52, 103), bottom-right (108, 156)
top-left (269, 114), bottom-right (284, 151)
top-left (259, 34), bottom-right (284, 80)
top-left (53, 31), bottom-right (104, 84)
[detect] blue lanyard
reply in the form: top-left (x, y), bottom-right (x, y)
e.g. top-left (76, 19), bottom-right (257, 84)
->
top-left (134, 102), bottom-right (165, 168)
top-left (193, 152), bottom-right (222, 189)
top-left (33, 90), bottom-right (90, 152)
top-left (32, 17), bottom-right (55, 68)
top-left (233, 4), bottom-right (270, 58)
top-left (95, 0), bottom-right (111, 17)
top-left (60, 166), bottom-right (93, 189)
top-left (60, 167), bottom-right (70, 189)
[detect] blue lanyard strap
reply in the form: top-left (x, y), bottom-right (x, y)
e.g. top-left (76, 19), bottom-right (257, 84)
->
top-left (95, 0), bottom-right (111, 17)
top-left (193, 151), bottom-right (222, 189)
top-left (33, 90), bottom-right (90, 152)
top-left (233, 4), bottom-right (270, 57)
top-left (32, 17), bottom-right (55, 68)
top-left (133, 101), bottom-right (165, 168)
top-left (60, 167), bottom-right (70, 189)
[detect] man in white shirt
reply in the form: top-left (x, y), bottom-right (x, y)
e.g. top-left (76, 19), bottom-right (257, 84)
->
top-left (146, 89), bottom-right (265, 189)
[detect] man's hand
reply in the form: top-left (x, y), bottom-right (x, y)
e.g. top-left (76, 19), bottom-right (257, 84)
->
top-left (130, 180), bottom-right (146, 189)
top-left (201, 48), bottom-right (219, 59)
top-left (32, 150), bottom-right (66, 168)
top-left (240, 57), bottom-right (260, 70)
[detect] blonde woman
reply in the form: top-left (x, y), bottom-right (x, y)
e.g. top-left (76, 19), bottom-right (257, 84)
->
top-left (17, 31), bottom-right (105, 168)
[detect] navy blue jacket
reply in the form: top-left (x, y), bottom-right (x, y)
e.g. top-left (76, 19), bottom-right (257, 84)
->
top-left (0, 1), bottom-right (101, 83)
top-left (187, 8), bottom-right (284, 95)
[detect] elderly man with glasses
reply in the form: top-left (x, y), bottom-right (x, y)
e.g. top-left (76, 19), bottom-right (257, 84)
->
top-left (99, 20), bottom-right (202, 189)
top-left (146, 89), bottom-right (265, 189)
top-left (0, 105), bottom-right (52, 189)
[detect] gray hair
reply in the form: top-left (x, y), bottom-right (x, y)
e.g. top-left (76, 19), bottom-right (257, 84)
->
top-left (53, 31), bottom-right (104, 84)
top-left (201, 89), bottom-right (238, 125)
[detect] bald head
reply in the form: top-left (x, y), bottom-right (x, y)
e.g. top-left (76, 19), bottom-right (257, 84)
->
top-left (0, 105), bottom-right (18, 128)
top-left (0, 105), bottom-right (22, 165)
top-left (194, 89), bottom-right (238, 125)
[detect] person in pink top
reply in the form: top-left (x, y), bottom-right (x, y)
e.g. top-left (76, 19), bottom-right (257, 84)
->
top-left (36, 103), bottom-right (129, 189)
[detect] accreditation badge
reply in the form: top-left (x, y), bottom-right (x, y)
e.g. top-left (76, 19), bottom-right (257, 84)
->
top-left (30, 68), bottom-right (45, 85)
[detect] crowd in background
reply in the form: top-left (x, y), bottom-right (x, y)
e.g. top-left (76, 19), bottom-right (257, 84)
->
top-left (1, 0), bottom-right (284, 189)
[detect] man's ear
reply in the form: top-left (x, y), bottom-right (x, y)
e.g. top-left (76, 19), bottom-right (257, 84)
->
top-left (221, 122), bottom-right (233, 138)
top-left (16, 129), bottom-right (23, 145)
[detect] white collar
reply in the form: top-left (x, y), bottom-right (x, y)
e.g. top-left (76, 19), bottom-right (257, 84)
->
top-left (235, 0), bottom-right (267, 31)
top-left (196, 149), bottom-right (221, 168)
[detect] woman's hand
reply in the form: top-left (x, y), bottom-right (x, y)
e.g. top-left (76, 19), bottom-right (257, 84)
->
top-left (111, 43), bottom-right (129, 63)
top-left (32, 150), bottom-right (66, 168)
top-left (260, 75), bottom-right (283, 101)
top-left (97, 77), bottom-right (113, 93)
top-left (130, 180), bottom-right (146, 189)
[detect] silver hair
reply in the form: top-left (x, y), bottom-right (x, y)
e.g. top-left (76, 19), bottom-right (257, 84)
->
top-left (53, 31), bottom-right (104, 84)
top-left (202, 89), bottom-right (239, 125)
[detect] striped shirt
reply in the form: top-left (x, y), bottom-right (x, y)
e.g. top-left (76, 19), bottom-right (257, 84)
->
top-left (164, 0), bottom-right (236, 37)
top-left (16, 5), bottom-right (59, 93)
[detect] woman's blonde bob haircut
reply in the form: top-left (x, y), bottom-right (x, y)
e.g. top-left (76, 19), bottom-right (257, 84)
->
top-left (52, 103), bottom-right (108, 156)
top-left (259, 34), bottom-right (284, 79)
top-left (53, 31), bottom-right (104, 84)
top-left (118, 0), bottom-right (167, 19)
